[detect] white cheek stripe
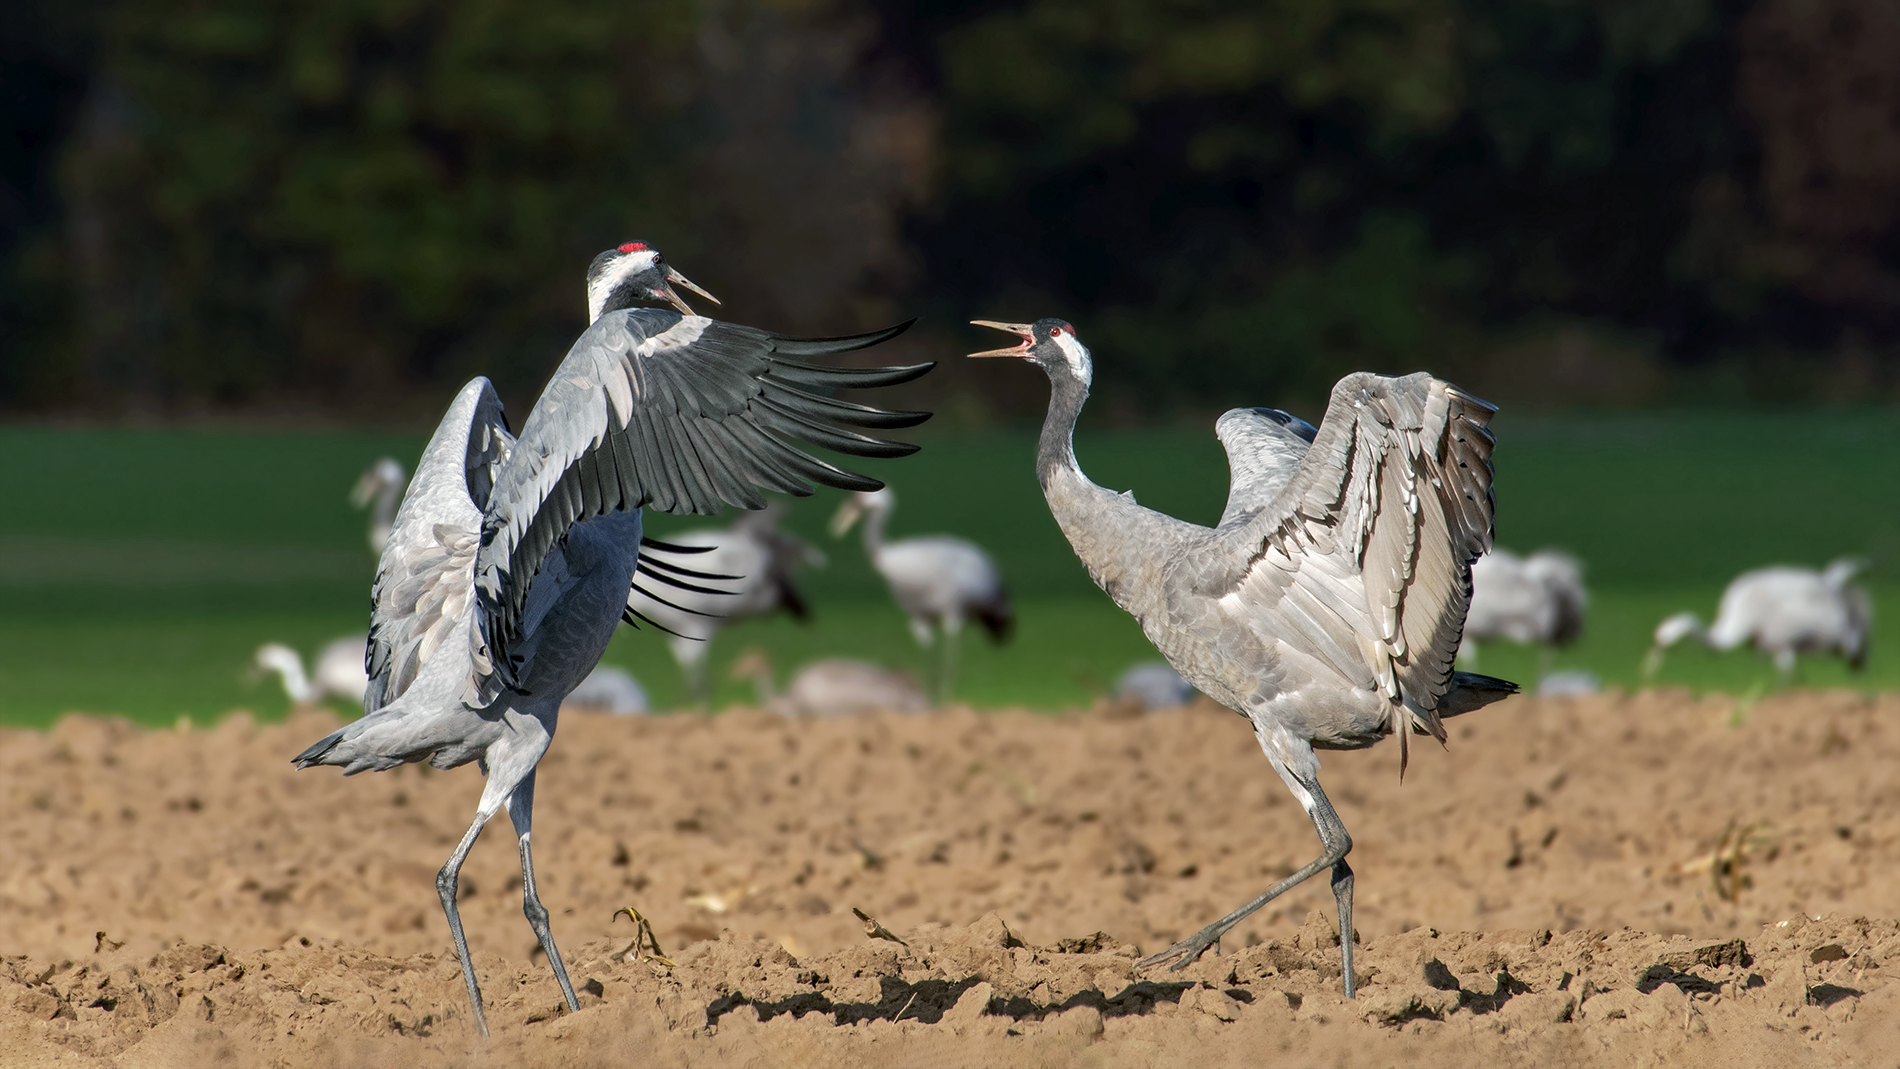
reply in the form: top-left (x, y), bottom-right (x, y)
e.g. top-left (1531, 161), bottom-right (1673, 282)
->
top-left (588, 251), bottom-right (660, 322)
top-left (1054, 332), bottom-right (1092, 381)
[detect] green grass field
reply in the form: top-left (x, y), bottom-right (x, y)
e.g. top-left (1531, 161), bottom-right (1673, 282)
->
top-left (1, 408), bottom-right (1895, 726)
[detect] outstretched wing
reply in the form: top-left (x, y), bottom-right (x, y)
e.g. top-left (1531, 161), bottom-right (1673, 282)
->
top-left (362, 377), bottom-right (515, 712)
top-left (1214, 407), bottom-right (1319, 527)
top-left (1207, 373), bottom-right (1497, 733)
top-left (475, 309), bottom-right (931, 694)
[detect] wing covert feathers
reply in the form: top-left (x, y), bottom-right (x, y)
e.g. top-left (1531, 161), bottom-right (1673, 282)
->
top-left (363, 378), bottom-right (509, 713)
top-left (1220, 373), bottom-right (1498, 767)
top-left (474, 312), bottom-right (930, 695)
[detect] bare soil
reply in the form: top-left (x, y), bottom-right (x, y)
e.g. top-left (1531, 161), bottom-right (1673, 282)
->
top-left (2, 690), bottom-right (1896, 1067)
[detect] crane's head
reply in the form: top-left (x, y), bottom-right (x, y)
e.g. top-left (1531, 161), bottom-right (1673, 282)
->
top-left (828, 487), bottom-right (894, 538)
top-left (1642, 611), bottom-right (1703, 677)
top-left (586, 241), bottom-right (720, 322)
top-left (349, 457), bottom-right (407, 509)
top-left (968, 318), bottom-right (1092, 384)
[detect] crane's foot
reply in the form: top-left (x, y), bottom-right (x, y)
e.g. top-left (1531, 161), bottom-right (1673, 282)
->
top-left (1137, 921), bottom-right (1227, 972)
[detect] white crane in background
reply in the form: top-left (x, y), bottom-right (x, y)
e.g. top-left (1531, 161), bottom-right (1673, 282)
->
top-left (1646, 557), bottom-right (1872, 678)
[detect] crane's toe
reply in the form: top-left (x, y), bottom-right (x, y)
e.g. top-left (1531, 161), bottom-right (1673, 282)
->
top-left (1137, 926), bottom-right (1223, 972)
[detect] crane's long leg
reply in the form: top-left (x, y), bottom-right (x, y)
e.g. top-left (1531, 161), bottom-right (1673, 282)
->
top-left (670, 636), bottom-right (711, 708)
top-left (938, 616), bottom-right (964, 704)
top-left (1138, 773), bottom-right (1357, 997)
top-left (508, 770), bottom-right (581, 1015)
top-left (437, 791), bottom-right (508, 1037)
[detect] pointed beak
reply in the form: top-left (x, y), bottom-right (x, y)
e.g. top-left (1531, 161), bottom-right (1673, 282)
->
top-left (828, 500), bottom-right (862, 538)
top-left (1640, 647), bottom-right (1666, 679)
top-left (658, 266), bottom-right (719, 315)
top-left (968, 320), bottom-right (1036, 358)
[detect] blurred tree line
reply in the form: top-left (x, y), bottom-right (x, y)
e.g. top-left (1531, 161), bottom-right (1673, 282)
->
top-left (2, 0), bottom-right (1897, 418)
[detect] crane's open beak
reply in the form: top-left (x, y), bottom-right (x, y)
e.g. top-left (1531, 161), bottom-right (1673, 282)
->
top-left (967, 320), bottom-right (1035, 358)
top-left (658, 267), bottom-right (720, 315)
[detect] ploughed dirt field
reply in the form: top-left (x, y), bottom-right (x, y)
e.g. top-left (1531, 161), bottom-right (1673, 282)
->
top-left (2, 690), bottom-right (1897, 1067)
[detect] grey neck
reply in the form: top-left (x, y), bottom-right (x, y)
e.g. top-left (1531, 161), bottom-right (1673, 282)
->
top-left (859, 502), bottom-right (889, 557)
top-left (595, 284), bottom-right (641, 321)
top-left (1036, 367), bottom-right (1089, 491)
top-left (373, 483), bottom-right (401, 529)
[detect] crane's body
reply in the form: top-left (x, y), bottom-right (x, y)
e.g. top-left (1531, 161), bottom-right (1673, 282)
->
top-left (1649, 559), bottom-right (1870, 677)
top-left (831, 487), bottom-right (1011, 699)
top-left (730, 648), bottom-right (929, 716)
top-left (1114, 661), bottom-right (1196, 711)
top-left (1464, 548), bottom-right (1586, 649)
top-left (971, 318), bottom-right (1515, 997)
top-left (563, 665), bottom-right (649, 715)
top-left (294, 243), bottom-right (931, 1037)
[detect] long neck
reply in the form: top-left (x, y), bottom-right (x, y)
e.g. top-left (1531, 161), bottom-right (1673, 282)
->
top-left (860, 504), bottom-right (888, 558)
top-left (374, 482), bottom-right (402, 528)
top-left (271, 656), bottom-right (314, 703)
top-left (1037, 369), bottom-right (1089, 492)
top-left (1032, 366), bottom-right (1174, 622)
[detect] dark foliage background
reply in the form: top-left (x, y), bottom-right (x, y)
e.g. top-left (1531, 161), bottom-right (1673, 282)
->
top-left (3, 0), bottom-right (1898, 419)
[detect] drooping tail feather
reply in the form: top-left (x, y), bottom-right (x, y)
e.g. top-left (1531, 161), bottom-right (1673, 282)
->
top-left (974, 594), bottom-right (1015, 644)
top-left (1438, 671), bottom-right (1520, 718)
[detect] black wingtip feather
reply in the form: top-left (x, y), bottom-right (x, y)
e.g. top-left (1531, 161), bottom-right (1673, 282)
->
top-left (640, 537), bottom-right (716, 554)
top-left (630, 580), bottom-right (728, 618)
top-left (638, 568), bottom-right (739, 597)
top-left (623, 605), bottom-right (705, 640)
top-left (637, 555), bottom-right (741, 581)
top-left (768, 319), bottom-right (917, 357)
top-left (766, 359), bottom-right (937, 392)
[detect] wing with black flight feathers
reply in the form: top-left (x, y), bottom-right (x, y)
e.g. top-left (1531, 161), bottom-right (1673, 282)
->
top-left (473, 310), bottom-right (931, 696)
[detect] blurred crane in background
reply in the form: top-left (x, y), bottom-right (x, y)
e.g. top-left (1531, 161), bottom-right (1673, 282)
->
top-left (350, 458), bottom-right (408, 556)
top-left (628, 502), bottom-right (825, 703)
top-left (292, 242), bottom-right (932, 1036)
top-left (254, 638), bottom-right (369, 707)
top-left (560, 665), bottom-right (649, 715)
top-left (1460, 548), bottom-right (1588, 677)
top-left (1646, 558), bottom-right (1872, 679)
top-left (831, 486), bottom-right (1012, 701)
top-left (1114, 661), bottom-right (1197, 711)
top-left (729, 647), bottom-right (928, 716)
top-left (971, 317), bottom-right (1515, 999)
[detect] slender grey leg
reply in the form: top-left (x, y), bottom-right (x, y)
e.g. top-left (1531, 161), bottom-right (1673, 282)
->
top-left (438, 815), bottom-right (494, 1037)
top-left (1138, 775), bottom-right (1357, 997)
top-left (508, 771), bottom-right (580, 1014)
top-left (687, 653), bottom-right (711, 707)
top-left (1331, 858), bottom-right (1356, 998)
top-left (939, 624), bottom-right (962, 704)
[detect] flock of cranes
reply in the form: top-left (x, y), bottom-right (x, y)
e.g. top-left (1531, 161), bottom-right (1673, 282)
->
top-left (265, 451), bottom-right (1875, 719)
top-left (256, 240), bottom-right (1878, 1032)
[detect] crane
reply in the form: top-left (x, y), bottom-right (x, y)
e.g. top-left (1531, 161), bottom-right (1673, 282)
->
top-left (628, 501), bottom-right (825, 703)
top-left (1114, 661), bottom-right (1197, 711)
top-left (293, 241), bottom-right (932, 1036)
top-left (560, 664), bottom-right (649, 715)
top-left (350, 458), bottom-right (408, 556)
top-left (253, 637), bottom-right (370, 707)
top-left (728, 647), bottom-right (929, 715)
top-left (1460, 547), bottom-right (1587, 674)
top-left (1645, 557), bottom-right (1871, 678)
top-left (829, 486), bottom-right (1012, 701)
top-left (970, 318), bottom-right (1515, 998)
